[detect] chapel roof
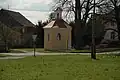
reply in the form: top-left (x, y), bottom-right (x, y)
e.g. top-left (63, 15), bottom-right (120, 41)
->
top-left (43, 19), bottom-right (71, 29)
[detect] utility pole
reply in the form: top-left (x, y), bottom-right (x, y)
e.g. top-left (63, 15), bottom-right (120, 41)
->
top-left (91, 0), bottom-right (96, 59)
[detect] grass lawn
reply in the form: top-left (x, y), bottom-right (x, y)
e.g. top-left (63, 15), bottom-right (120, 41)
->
top-left (0, 54), bottom-right (120, 80)
top-left (12, 48), bottom-right (45, 52)
top-left (9, 49), bottom-right (26, 53)
top-left (71, 48), bottom-right (120, 53)
top-left (0, 54), bottom-right (11, 57)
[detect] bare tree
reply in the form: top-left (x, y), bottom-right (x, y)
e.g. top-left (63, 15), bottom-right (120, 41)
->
top-left (52, 0), bottom-right (106, 49)
top-left (0, 22), bottom-right (21, 52)
top-left (99, 0), bottom-right (120, 40)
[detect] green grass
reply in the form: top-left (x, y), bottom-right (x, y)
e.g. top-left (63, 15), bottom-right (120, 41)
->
top-left (9, 49), bottom-right (25, 53)
top-left (0, 54), bottom-right (120, 80)
top-left (13, 48), bottom-right (45, 52)
top-left (0, 54), bottom-right (11, 57)
top-left (71, 48), bottom-right (120, 53)
top-left (71, 49), bottom-right (91, 53)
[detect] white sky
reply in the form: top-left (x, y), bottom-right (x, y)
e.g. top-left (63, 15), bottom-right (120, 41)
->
top-left (0, 0), bottom-right (53, 24)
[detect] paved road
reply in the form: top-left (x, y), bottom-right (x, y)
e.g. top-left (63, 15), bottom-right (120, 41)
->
top-left (0, 51), bottom-right (120, 60)
top-left (0, 52), bottom-right (88, 60)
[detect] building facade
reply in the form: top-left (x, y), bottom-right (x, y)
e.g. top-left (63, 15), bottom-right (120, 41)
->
top-left (43, 7), bottom-right (72, 50)
top-left (0, 9), bottom-right (35, 47)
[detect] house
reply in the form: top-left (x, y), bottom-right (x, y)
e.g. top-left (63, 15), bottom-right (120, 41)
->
top-left (101, 12), bottom-right (119, 43)
top-left (84, 14), bottom-right (105, 46)
top-left (0, 9), bottom-right (35, 47)
top-left (87, 12), bottom-right (120, 48)
top-left (103, 20), bottom-right (118, 42)
top-left (93, 12), bottom-right (119, 45)
top-left (0, 21), bottom-right (21, 51)
top-left (43, 7), bottom-right (72, 50)
top-left (83, 11), bottom-right (120, 48)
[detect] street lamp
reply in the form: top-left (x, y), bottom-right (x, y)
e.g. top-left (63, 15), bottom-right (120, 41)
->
top-left (91, 0), bottom-right (96, 59)
top-left (32, 34), bottom-right (37, 57)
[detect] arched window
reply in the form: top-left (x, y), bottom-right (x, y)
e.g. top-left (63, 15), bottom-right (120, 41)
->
top-left (111, 31), bottom-right (115, 39)
top-left (57, 13), bottom-right (59, 19)
top-left (111, 22), bottom-right (114, 26)
top-left (57, 33), bottom-right (61, 40)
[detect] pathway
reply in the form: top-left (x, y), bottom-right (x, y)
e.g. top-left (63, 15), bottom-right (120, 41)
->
top-left (0, 51), bottom-right (120, 60)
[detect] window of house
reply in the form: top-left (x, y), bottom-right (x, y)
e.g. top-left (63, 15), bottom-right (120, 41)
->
top-left (57, 33), bottom-right (61, 40)
top-left (48, 34), bottom-right (50, 41)
top-left (111, 31), bottom-right (115, 39)
top-left (111, 22), bottom-right (114, 26)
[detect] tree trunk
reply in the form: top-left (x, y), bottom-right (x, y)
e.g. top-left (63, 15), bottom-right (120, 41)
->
top-left (75, 0), bottom-right (81, 23)
top-left (4, 39), bottom-right (8, 52)
top-left (74, 0), bottom-right (84, 49)
top-left (115, 7), bottom-right (120, 40)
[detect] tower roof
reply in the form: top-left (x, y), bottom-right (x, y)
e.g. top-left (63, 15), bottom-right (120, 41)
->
top-left (55, 7), bottom-right (62, 12)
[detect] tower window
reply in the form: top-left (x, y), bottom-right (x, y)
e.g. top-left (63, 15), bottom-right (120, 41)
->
top-left (57, 13), bottom-right (59, 19)
top-left (57, 33), bottom-right (61, 40)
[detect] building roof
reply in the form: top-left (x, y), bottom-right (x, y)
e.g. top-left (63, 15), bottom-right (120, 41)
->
top-left (0, 9), bottom-right (34, 27)
top-left (43, 19), bottom-right (72, 29)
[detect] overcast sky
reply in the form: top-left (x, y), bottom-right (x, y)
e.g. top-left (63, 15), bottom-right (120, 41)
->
top-left (0, 0), bottom-right (54, 24)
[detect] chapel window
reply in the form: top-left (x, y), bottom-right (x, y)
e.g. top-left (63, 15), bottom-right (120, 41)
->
top-left (57, 33), bottom-right (61, 40)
